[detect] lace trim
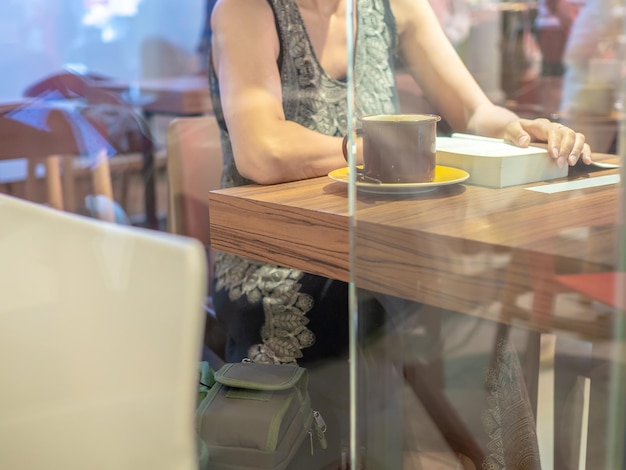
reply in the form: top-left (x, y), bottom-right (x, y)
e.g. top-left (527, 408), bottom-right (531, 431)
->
top-left (215, 252), bottom-right (315, 364)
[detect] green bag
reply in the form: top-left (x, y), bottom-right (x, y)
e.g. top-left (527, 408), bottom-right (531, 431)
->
top-left (197, 361), bottom-right (327, 470)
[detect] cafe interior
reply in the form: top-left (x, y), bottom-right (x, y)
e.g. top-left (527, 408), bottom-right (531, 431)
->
top-left (0, 0), bottom-right (624, 468)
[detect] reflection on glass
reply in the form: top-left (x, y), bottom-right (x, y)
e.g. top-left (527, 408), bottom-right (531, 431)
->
top-left (607, 50), bottom-right (626, 468)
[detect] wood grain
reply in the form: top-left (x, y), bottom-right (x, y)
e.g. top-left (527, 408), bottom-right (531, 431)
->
top-left (209, 156), bottom-right (622, 335)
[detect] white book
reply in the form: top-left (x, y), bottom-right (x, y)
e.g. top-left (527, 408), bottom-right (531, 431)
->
top-left (436, 133), bottom-right (567, 188)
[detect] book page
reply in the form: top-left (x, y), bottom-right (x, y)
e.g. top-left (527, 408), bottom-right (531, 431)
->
top-left (436, 135), bottom-right (548, 158)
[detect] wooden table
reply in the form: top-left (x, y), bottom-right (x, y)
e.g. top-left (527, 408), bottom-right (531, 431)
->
top-left (209, 156), bottom-right (622, 335)
top-left (0, 100), bottom-right (91, 157)
top-left (209, 156), bottom-right (623, 467)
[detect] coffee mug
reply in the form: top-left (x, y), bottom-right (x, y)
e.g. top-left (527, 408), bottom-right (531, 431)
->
top-left (343, 114), bottom-right (441, 183)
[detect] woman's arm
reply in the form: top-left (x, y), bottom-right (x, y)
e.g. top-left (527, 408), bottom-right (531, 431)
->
top-left (211, 0), bottom-right (348, 184)
top-left (392, 0), bottom-right (591, 166)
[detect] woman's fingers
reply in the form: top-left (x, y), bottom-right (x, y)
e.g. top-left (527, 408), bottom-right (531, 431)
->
top-left (516, 119), bottom-right (592, 166)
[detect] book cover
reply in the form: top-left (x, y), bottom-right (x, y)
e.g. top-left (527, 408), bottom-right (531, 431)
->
top-left (436, 133), bottom-right (567, 188)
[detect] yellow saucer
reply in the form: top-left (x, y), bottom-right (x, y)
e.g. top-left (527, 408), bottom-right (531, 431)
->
top-left (328, 165), bottom-right (470, 194)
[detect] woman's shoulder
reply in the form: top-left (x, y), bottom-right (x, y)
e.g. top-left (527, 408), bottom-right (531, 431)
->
top-left (212, 0), bottom-right (275, 29)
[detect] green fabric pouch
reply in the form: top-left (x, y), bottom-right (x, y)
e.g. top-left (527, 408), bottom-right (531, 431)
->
top-left (197, 362), bottom-right (327, 470)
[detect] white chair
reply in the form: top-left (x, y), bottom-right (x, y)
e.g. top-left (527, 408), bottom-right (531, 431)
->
top-left (0, 194), bottom-right (206, 470)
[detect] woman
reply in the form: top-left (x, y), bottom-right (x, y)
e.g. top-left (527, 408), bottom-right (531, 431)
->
top-left (207, 0), bottom-right (591, 466)
top-left (208, 0), bottom-right (591, 358)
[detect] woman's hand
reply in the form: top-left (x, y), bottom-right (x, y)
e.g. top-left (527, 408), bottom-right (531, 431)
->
top-left (504, 118), bottom-right (592, 167)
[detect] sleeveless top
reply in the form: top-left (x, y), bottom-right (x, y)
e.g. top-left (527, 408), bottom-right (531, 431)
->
top-left (207, 0), bottom-right (399, 366)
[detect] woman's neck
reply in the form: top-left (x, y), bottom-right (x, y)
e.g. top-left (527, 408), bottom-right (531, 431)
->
top-left (294, 0), bottom-right (349, 81)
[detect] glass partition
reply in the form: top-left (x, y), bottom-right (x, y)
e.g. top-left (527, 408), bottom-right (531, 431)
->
top-left (347, 0), bottom-right (626, 468)
top-left (607, 67), bottom-right (626, 467)
top-left (0, 0), bottom-right (624, 469)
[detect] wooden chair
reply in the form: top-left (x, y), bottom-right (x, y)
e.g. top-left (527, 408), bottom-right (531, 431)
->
top-left (166, 115), bottom-right (222, 248)
top-left (0, 193), bottom-right (206, 470)
top-left (21, 70), bottom-right (164, 227)
top-left (0, 105), bottom-right (118, 222)
top-left (166, 115), bottom-right (226, 365)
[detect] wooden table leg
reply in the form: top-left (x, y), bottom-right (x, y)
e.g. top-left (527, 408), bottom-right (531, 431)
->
top-left (141, 112), bottom-right (158, 229)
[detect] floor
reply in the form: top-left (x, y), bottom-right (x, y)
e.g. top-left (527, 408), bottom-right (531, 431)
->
top-left (390, 290), bottom-right (620, 470)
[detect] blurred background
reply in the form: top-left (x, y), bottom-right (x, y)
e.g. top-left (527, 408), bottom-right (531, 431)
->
top-left (0, 0), bottom-right (204, 102)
